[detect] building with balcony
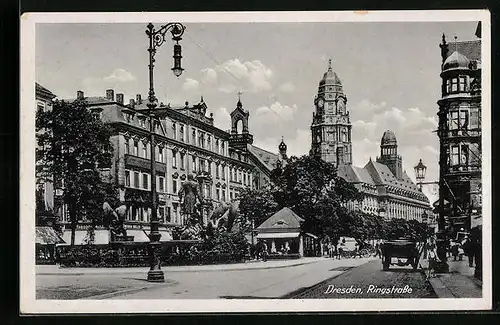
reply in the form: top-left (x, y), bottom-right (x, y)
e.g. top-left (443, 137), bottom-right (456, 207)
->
top-left (311, 61), bottom-right (432, 222)
top-left (437, 25), bottom-right (482, 232)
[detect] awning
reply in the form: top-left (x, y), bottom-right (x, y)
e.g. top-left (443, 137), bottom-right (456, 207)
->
top-left (256, 232), bottom-right (300, 239)
top-left (36, 227), bottom-right (65, 245)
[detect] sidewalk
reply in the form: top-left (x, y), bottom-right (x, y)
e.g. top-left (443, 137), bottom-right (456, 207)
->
top-left (37, 256), bottom-right (327, 275)
top-left (421, 257), bottom-right (482, 298)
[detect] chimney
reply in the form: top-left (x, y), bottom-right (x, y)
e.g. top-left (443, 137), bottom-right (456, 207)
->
top-left (136, 94), bottom-right (142, 104)
top-left (129, 99), bottom-right (136, 109)
top-left (116, 93), bottom-right (124, 105)
top-left (106, 89), bottom-right (114, 101)
top-left (77, 90), bottom-right (84, 100)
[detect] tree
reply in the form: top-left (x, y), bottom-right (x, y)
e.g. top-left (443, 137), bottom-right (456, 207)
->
top-left (36, 99), bottom-right (116, 245)
top-left (238, 187), bottom-right (279, 231)
top-left (271, 155), bottom-right (363, 242)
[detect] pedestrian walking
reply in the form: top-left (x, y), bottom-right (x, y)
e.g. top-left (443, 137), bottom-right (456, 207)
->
top-left (462, 236), bottom-right (474, 267)
top-left (261, 241), bottom-right (268, 262)
top-left (427, 243), bottom-right (439, 279)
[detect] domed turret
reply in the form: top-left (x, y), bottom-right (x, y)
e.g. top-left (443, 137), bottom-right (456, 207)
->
top-left (443, 51), bottom-right (470, 71)
top-left (319, 59), bottom-right (342, 86)
top-left (381, 130), bottom-right (397, 146)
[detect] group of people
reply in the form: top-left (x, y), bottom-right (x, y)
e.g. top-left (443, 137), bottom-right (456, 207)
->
top-left (448, 236), bottom-right (476, 267)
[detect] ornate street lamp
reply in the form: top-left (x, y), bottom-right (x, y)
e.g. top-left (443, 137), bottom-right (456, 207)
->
top-left (414, 159), bottom-right (427, 191)
top-left (145, 22), bottom-right (186, 283)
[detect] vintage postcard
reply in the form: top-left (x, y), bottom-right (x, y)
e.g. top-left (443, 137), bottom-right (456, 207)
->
top-left (20, 10), bottom-right (491, 313)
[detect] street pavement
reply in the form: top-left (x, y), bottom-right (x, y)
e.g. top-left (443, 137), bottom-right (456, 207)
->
top-left (288, 259), bottom-right (436, 299)
top-left (36, 257), bottom-right (373, 299)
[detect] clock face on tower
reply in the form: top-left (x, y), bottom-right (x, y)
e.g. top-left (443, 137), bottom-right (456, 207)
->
top-left (317, 98), bottom-right (324, 108)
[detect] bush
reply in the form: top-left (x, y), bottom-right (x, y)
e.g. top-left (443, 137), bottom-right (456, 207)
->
top-left (57, 230), bottom-right (250, 267)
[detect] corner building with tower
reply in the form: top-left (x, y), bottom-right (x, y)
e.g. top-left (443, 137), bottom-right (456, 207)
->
top-left (310, 61), bottom-right (432, 221)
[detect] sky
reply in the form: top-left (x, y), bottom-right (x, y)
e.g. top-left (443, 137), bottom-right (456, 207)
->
top-left (36, 21), bottom-right (480, 203)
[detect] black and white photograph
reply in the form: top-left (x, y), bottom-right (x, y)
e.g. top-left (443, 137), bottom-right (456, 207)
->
top-left (20, 11), bottom-right (491, 313)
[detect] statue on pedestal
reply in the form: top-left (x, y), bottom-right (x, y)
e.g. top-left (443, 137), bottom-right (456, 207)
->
top-left (102, 201), bottom-right (128, 240)
top-left (176, 174), bottom-right (204, 240)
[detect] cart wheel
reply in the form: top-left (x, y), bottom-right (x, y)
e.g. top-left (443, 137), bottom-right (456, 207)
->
top-left (382, 256), bottom-right (390, 271)
top-left (412, 257), bottom-right (418, 270)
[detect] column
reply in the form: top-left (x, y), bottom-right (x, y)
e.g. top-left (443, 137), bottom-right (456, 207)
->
top-left (299, 235), bottom-right (304, 257)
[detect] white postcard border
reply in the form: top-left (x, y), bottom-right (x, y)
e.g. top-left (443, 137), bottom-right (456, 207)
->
top-left (20, 10), bottom-right (492, 313)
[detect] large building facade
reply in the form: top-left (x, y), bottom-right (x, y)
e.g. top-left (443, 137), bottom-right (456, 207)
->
top-left (310, 61), bottom-right (432, 222)
top-left (437, 27), bottom-right (482, 232)
top-left (48, 88), bottom-right (286, 243)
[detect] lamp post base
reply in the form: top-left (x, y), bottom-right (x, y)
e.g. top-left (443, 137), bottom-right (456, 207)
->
top-left (147, 240), bottom-right (165, 282)
top-left (147, 270), bottom-right (165, 282)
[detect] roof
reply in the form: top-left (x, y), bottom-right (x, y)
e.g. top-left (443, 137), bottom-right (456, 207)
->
top-left (443, 51), bottom-right (470, 71)
top-left (248, 144), bottom-right (280, 172)
top-left (35, 83), bottom-right (56, 100)
top-left (257, 207), bottom-right (304, 230)
top-left (445, 40), bottom-right (481, 62)
top-left (337, 164), bottom-right (374, 185)
top-left (364, 160), bottom-right (429, 202)
top-left (36, 227), bottom-right (65, 245)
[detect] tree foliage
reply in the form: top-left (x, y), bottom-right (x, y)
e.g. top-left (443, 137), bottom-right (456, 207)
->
top-left (36, 99), bottom-right (117, 245)
top-left (238, 187), bottom-right (279, 230)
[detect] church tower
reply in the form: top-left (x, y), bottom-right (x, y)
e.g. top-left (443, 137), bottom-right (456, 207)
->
top-left (229, 93), bottom-right (253, 151)
top-left (310, 59), bottom-right (352, 166)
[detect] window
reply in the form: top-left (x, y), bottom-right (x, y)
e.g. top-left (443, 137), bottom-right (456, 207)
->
top-left (451, 146), bottom-right (459, 166)
top-left (125, 139), bottom-right (130, 155)
top-left (238, 171), bottom-right (242, 183)
top-left (180, 153), bottom-right (185, 170)
top-left (470, 109), bottom-right (479, 129)
top-left (172, 123), bottom-right (177, 140)
top-left (461, 145), bottom-right (469, 166)
top-left (459, 76), bottom-right (467, 92)
top-left (158, 147), bottom-right (164, 163)
top-left (200, 133), bottom-right (205, 148)
top-left (222, 190), bottom-right (226, 200)
top-left (221, 141), bottom-right (225, 155)
top-left (134, 141), bottom-right (139, 156)
top-left (215, 139), bottom-right (219, 153)
top-left (159, 207), bottom-right (165, 223)
top-left (174, 205), bottom-right (179, 223)
top-left (125, 170), bottom-right (131, 187)
top-left (166, 207), bottom-right (172, 223)
top-left (207, 136), bottom-right (211, 150)
top-left (192, 129), bottom-right (196, 144)
top-left (446, 79), bottom-right (451, 93)
top-left (221, 166), bottom-right (226, 180)
top-left (450, 111), bottom-right (459, 130)
top-left (192, 156), bottom-right (196, 172)
top-left (134, 171), bottom-right (140, 188)
top-left (179, 125), bottom-right (184, 142)
top-left (216, 189), bottom-right (220, 201)
top-left (230, 191), bottom-right (233, 200)
top-left (200, 159), bottom-right (205, 172)
top-left (172, 179), bottom-right (177, 194)
top-left (207, 161), bottom-right (211, 173)
top-left (243, 173), bottom-right (247, 185)
top-left (216, 163), bottom-right (220, 178)
top-left (451, 78), bottom-right (459, 92)
top-left (159, 176), bottom-right (165, 192)
top-left (142, 143), bottom-right (147, 158)
top-left (172, 150), bottom-right (177, 168)
top-left (459, 111), bottom-right (469, 129)
top-left (142, 173), bottom-right (149, 189)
